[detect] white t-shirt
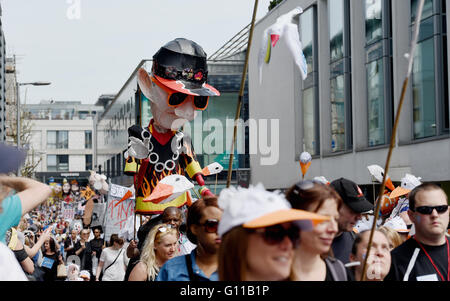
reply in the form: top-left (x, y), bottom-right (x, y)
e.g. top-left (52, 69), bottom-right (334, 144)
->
top-left (0, 242), bottom-right (28, 281)
top-left (99, 247), bottom-right (127, 281)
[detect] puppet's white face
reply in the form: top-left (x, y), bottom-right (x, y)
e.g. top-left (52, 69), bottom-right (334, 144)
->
top-left (150, 84), bottom-right (197, 131)
top-left (63, 183), bottom-right (71, 194)
top-left (71, 184), bottom-right (79, 192)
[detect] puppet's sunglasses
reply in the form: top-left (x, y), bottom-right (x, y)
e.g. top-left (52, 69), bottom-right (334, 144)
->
top-left (412, 205), bottom-right (448, 215)
top-left (151, 77), bottom-right (209, 110)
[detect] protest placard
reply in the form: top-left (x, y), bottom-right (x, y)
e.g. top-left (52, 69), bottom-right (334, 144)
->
top-left (104, 184), bottom-right (135, 242)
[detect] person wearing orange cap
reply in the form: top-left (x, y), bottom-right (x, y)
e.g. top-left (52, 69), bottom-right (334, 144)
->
top-left (217, 184), bottom-right (329, 281)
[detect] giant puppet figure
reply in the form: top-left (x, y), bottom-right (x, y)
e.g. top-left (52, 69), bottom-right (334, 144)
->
top-left (124, 38), bottom-right (219, 215)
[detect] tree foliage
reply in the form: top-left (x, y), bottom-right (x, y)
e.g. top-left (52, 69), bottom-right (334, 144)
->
top-left (268, 0), bottom-right (283, 11)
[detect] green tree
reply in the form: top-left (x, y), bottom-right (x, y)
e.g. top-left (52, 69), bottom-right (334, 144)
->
top-left (268, 0), bottom-right (283, 11)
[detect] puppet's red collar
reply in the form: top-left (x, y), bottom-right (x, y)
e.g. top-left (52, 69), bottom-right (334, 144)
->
top-left (148, 119), bottom-right (175, 146)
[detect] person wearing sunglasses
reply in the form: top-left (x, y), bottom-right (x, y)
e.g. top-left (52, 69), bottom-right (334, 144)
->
top-left (124, 38), bottom-right (219, 216)
top-left (128, 223), bottom-right (179, 281)
top-left (217, 184), bottom-right (330, 281)
top-left (286, 181), bottom-right (351, 281)
top-left (157, 197), bottom-right (223, 281)
top-left (385, 183), bottom-right (449, 281)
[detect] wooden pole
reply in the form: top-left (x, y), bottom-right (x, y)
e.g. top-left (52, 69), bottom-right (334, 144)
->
top-left (360, 0), bottom-right (425, 281)
top-left (226, 0), bottom-right (259, 188)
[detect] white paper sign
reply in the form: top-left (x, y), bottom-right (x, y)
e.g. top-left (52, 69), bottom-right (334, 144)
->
top-left (90, 203), bottom-right (106, 228)
top-left (103, 184), bottom-right (135, 242)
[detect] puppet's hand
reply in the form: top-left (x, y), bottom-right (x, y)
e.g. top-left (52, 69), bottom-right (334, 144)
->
top-left (127, 136), bottom-right (150, 159)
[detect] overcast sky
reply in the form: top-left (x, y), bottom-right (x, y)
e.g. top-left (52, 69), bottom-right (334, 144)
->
top-left (1, 0), bottom-right (272, 104)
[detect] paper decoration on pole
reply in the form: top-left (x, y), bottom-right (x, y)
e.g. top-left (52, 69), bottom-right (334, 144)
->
top-left (143, 175), bottom-right (194, 205)
top-left (367, 164), bottom-right (395, 191)
top-left (258, 6), bottom-right (308, 84)
top-left (300, 152), bottom-right (312, 179)
top-left (401, 173), bottom-right (422, 190)
top-left (202, 162), bottom-right (224, 176)
top-left (114, 189), bottom-right (134, 208)
top-left (104, 184), bottom-right (135, 242)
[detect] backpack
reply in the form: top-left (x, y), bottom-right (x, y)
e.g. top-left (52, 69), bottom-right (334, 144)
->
top-left (325, 257), bottom-right (348, 281)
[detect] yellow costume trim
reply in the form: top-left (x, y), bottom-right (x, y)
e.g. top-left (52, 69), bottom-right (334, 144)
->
top-left (135, 192), bottom-right (188, 215)
top-left (185, 161), bottom-right (202, 178)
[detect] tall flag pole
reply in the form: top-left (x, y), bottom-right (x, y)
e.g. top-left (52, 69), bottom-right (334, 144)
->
top-left (226, 0), bottom-right (259, 188)
top-left (361, 0), bottom-right (425, 281)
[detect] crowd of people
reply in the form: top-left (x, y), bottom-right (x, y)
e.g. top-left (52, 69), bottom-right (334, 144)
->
top-left (1, 169), bottom-right (449, 282)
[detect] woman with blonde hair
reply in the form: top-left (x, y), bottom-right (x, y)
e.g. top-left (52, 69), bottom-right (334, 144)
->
top-left (378, 226), bottom-right (403, 251)
top-left (129, 223), bottom-right (179, 281)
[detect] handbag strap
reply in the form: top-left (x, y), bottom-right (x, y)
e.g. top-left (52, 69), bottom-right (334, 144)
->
top-left (103, 248), bottom-right (123, 274)
top-left (185, 254), bottom-right (199, 281)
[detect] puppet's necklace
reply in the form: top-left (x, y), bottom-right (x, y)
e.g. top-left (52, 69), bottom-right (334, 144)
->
top-left (146, 131), bottom-right (184, 173)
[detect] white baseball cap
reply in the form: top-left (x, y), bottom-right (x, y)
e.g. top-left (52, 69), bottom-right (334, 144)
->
top-left (217, 184), bottom-right (330, 238)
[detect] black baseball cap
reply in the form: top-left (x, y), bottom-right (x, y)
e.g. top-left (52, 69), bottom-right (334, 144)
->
top-left (330, 178), bottom-right (373, 213)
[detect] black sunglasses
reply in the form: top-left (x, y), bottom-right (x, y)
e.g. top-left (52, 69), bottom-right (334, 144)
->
top-left (200, 219), bottom-right (219, 233)
top-left (251, 224), bottom-right (300, 247)
top-left (168, 93), bottom-right (209, 110)
top-left (412, 205), bottom-right (449, 215)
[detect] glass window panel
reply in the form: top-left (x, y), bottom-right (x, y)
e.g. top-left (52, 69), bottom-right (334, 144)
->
top-left (411, 0), bottom-right (434, 22)
top-left (58, 155), bottom-right (69, 171)
top-left (140, 92), bottom-right (153, 127)
top-left (330, 75), bottom-right (346, 152)
top-left (367, 59), bottom-right (386, 146)
top-left (58, 131), bottom-right (68, 149)
top-left (329, 0), bottom-right (345, 62)
top-left (366, 0), bottom-right (383, 44)
top-left (302, 88), bottom-right (317, 155)
top-left (413, 38), bottom-right (437, 139)
top-left (47, 155), bottom-right (56, 171)
top-left (47, 131), bottom-right (56, 149)
top-left (301, 8), bottom-right (314, 74)
top-left (85, 131), bottom-right (92, 149)
top-left (86, 155), bottom-right (93, 171)
top-left (418, 17), bottom-right (435, 41)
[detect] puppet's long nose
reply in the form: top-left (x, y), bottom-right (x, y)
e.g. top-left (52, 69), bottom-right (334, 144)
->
top-left (174, 96), bottom-right (197, 121)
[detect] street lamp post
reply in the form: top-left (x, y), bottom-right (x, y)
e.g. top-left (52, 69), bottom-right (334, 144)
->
top-left (16, 81), bottom-right (51, 175)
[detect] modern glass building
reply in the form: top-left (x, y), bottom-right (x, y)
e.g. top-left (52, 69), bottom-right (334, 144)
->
top-left (248, 0), bottom-right (450, 199)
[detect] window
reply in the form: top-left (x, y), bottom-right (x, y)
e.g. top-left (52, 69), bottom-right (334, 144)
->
top-left (47, 131), bottom-right (68, 149)
top-left (116, 154), bottom-right (121, 177)
top-left (85, 130), bottom-right (92, 149)
top-left (301, 6), bottom-right (319, 155)
top-left (365, 0), bottom-right (393, 146)
top-left (329, 0), bottom-right (352, 152)
top-left (47, 155), bottom-right (69, 171)
top-left (86, 155), bottom-right (92, 171)
top-left (411, 0), bottom-right (448, 139)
